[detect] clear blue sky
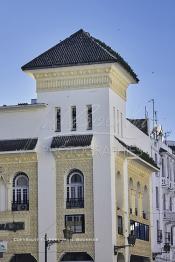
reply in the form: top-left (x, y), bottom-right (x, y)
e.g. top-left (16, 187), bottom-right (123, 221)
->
top-left (0, 0), bottom-right (175, 139)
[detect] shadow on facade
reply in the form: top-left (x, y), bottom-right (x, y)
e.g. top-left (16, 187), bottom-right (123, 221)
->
top-left (60, 252), bottom-right (94, 261)
top-left (130, 255), bottom-right (150, 262)
top-left (117, 253), bottom-right (125, 262)
top-left (10, 254), bottom-right (37, 262)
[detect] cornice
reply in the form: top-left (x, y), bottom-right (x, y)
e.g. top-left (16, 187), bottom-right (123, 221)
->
top-left (32, 64), bottom-right (130, 100)
top-left (0, 152), bottom-right (37, 164)
top-left (0, 104), bottom-right (47, 113)
top-left (128, 160), bottom-right (150, 177)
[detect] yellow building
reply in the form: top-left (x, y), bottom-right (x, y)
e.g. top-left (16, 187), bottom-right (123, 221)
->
top-left (115, 139), bottom-right (158, 262)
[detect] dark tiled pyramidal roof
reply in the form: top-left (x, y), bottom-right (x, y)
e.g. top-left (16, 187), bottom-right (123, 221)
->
top-left (51, 135), bottom-right (93, 148)
top-left (127, 118), bottom-right (149, 136)
top-left (0, 138), bottom-right (38, 152)
top-left (22, 29), bottom-right (138, 82)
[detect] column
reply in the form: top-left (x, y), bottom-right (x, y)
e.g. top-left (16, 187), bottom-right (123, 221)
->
top-left (123, 158), bottom-right (130, 262)
top-left (138, 192), bottom-right (143, 217)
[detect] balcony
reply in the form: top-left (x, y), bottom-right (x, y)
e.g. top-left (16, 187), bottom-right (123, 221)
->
top-left (12, 201), bottom-right (29, 211)
top-left (162, 177), bottom-right (168, 187)
top-left (163, 210), bottom-right (175, 222)
top-left (66, 198), bottom-right (84, 209)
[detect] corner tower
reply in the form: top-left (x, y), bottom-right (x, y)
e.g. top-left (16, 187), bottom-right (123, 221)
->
top-left (22, 29), bottom-right (138, 262)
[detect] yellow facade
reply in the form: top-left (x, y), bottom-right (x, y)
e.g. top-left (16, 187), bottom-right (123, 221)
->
top-left (116, 154), bottom-right (152, 260)
top-left (0, 153), bottom-right (38, 262)
top-left (53, 149), bottom-right (95, 261)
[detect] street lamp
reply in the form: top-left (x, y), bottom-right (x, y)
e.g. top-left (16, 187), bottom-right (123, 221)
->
top-left (44, 227), bottom-right (73, 262)
top-left (114, 233), bottom-right (136, 256)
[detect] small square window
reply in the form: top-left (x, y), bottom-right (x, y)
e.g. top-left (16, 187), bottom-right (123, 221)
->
top-left (65, 215), bottom-right (85, 234)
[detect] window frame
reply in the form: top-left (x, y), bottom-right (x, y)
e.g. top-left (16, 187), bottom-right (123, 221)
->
top-left (55, 107), bottom-right (61, 132)
top-left (117, 216), bottom-right (123, 235)
top-left (66, 170), bottom-right (84, 209)
top-left (12, 172), bottom-right (29, 211)
top-left (65, 214), bottom-right (85, 234)
top-left (87, 105), bottom-right (92, 130)
top-left (130, 220), bottom-right (149, 241)
top-left (71, 106), bottom-right (77, 131)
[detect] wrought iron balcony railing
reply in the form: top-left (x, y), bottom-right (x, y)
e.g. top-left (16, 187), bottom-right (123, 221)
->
top-left (66, 198), bottom-right (84, 209)
top-left (12, 201), bottom-right (29, 211)
top-left (163, 210), bottom-right (175, 222)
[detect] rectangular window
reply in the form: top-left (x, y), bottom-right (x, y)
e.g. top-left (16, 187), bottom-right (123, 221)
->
top-left (165, 232), bottom-right (171, 243)
top-left (65, 215), bottom-right (85, 233)
top-left (113, 107), bottom-right (116, 133)
top-left (157, 220), bottom-right (162, 243)
top-left (117, 110), bottom-right (120, 134)
top-left (167, 158), bottom-right (169, 178)
top-left (130, 220), bottom-right (149, 241)
top-left (120, 112), bottom-right (123, 137)
top-left (118, 216), bottom-right (123, 235)
top-left (163, 194), bottom-right (166, 210)
top-left (162, 158), bottom-right (165, 177)
top-left (56, 107), bottom-right (61, 132)
top-left (87, 105), bottom-right (92, 130)
top-left (171, 227), bottom-right (173, 245)
top-left (156, 186), bottom-right (159, 209)
top-left (71, 106), bottom-right (77, 131)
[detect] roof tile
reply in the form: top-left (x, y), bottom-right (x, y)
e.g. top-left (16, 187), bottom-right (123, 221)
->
top-left (22, 29), bottom-right (138, 82)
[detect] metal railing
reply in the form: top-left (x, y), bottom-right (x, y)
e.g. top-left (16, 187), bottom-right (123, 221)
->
top-left (66, 198), bottom-right (84, 209)
top-left (12, 201), bottom-right (29, 211)
top-left (163, 210), bottom-right (175, 222)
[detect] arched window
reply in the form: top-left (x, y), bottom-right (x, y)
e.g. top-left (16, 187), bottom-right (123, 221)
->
top-left (66, 169), bottom-right (84, 209)
top-left (143, 185), bottom-right (149, 219)
top-left (0, 177), bottom-right (7, 212)
top-left (135, 182), bottom-right (141, 216)
top-left (116, 171), bottom-right (123, 210)
top-left (129, 178), bottom-right (134, 214)
top-left (12, 172), bottom-right (29, 211)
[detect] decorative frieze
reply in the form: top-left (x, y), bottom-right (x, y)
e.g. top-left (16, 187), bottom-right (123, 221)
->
top-left (33, 64), bottom-right (128, 100)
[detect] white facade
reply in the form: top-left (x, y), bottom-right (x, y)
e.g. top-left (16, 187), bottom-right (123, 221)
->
top-left (0, 29), bottom-right (174, 262)
top-left (151, 137), bottom-right (175, 262)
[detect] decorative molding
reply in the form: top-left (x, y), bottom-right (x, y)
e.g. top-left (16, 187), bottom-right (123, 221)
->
top-left (32, 64), bottom-right (130, 100)
top-left (37, 75), bottom-right (110, 92)
top-left (0, 153), bottom-right (37, 165)
top-left (0, 104), bottom-right (47, 113)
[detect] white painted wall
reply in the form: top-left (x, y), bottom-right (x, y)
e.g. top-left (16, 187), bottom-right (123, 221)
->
top-left (0, 77), bottom-right (158, 262)
top-left (125, 120), bottom-right (151, 154)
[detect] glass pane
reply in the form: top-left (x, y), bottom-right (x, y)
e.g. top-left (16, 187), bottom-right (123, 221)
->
top-left (78, 186), bottom-right (83, 198)
top-left (71, 174), bottom-right (82, 183)
top-left (71, 187), bottom-right (76, 198)
top-left (23, 189), bottom-right (28, 203)
top-left (17, 189), bottom-right (21, 203)
top-left (17, 176), bottom-right (28, 187)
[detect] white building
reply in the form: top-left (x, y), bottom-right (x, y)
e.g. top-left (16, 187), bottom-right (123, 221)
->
top-left (0, 29), bottom-right (163, 262)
